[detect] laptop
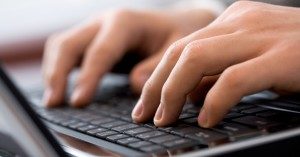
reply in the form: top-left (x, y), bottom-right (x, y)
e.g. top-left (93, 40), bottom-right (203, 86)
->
top-left (1, 65), bottom-right (300, 157)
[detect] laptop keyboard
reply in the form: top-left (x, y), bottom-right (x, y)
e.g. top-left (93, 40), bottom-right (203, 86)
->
top-left (28, 86), bottom-right (300, 156)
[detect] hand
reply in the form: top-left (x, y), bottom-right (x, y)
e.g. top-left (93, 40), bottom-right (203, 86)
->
top-left (42, 8), bottom-right (215, 107)
top-left (133, 1), bottom-right (300, 128)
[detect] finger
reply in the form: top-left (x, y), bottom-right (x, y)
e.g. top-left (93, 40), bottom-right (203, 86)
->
top-left (70, 18), bottom-right (137, 107)
top-left (42, 19), bottom-right (100, 107)
top-left (199, 55), bottom-right (274, 128)
top-left (188, 75), bottom-right (219, 104)
top-left (130, 52), bottom-right (164, 94)
top-left (155, 32), bottom-right (263, 126)
top-left (133, 24), bottom-right (236, 123)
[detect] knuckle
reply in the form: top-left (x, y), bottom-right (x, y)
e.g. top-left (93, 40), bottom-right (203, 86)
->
top-left (165, 41), bottom-right (185, 61)
top-left (221, 66), bottom-right (245, 89)
top-left (182, 41), bottom-right (210, 66)
top-left (49, 34), bottom-right (74, 54)
top-left (142, 80), bottom-right (157, 95)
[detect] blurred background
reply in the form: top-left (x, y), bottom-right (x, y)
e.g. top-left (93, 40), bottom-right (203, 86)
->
top-left (0, 0), bottom-right (175, 87)
top-left (0, 0), bottom-right (175, 61)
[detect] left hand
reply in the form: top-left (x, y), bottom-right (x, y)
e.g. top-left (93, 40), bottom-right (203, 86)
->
top-left (132, 1), bottom-right (300, 128)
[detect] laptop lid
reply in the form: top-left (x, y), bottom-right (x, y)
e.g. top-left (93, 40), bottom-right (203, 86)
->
top-left (0, 65), bottom-right (67, 157)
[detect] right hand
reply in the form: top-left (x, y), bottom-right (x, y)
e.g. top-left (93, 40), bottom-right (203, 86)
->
top-left (42, 8), bottom-right (215, 107)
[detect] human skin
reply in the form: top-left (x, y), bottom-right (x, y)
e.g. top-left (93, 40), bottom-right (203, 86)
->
top-left (132, 1), bottom-right (300, 128)
top-left (42, 8), bottom-right (216, 107)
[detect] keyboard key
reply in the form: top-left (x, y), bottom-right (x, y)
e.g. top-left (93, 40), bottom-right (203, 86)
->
top-left (124, 127), bottom-right (152, 135)
top-left (128, 141), bottom-right (152, 148)
top-left (181, 117), bottom-right (198, 125)
top-left (120, 115), bottom-right (133, 122)
top-left (224, 112), bottom-right (243, 119)
top-left (100, 121), bottom-right (127, 129)
top-left (212, 122), bottom-right (260, 139)
top-left (91, 118), bottom-right (114, 125)
top-left (149, 135), bottom-right (180, 144)
top-left (185, 128), bottom-right (227, 145)
top-left (77, 125), bottom-right (97, 132)
top-left (107, 134), bottom-right (129, 141)
top-left (136, 131), bottom-right (166, 139)
top-left (112, 124), bottom-right (139, 132)
top-left (231, 103), bottom-right (254, 112)
top-left (68, 122), bottom-right (88, 129)
top-left (179, 113), bottom-right (196, 119)
top-left (87, 128), bottom-right (108, 135)
top-left (145, 123), bottom-right (157, 129)
top-left (96, 131), bottom-right (118, 138)
top-left (170, 125), bottom-right (202, 136)
top-left (139, 145), bottom-right (166, 153)
top-left (163, 138), bottom-right (198, 148)
top-left (232, 116), bottom-right (275, 128)
top-left (241, 107), bottom-right (268, 114)
top-left (256, 111), bottom-right (280, 118)
top-left (117, 137), bottom-right (141, 145)
top-left (60, 119), bottom-right (78, 126)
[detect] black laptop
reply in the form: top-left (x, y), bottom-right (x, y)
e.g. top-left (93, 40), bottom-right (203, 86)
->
top-left (1, 65), bottom-right (300, 157)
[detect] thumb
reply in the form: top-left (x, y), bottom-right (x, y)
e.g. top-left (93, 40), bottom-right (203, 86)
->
top-left (130, 52), bottom-right (163, 94)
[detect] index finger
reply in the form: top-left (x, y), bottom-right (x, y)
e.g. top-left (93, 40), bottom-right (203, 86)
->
top-left (154, 32), bottom-right (263, 126)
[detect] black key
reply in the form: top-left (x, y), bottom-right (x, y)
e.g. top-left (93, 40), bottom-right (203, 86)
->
top-left (60, 119), bottom-right (78, 126)
top-left (181, 117), bottom-right (198, 125)
top-left (232, 116), bottom-right (275, 128)
top-left (77, 125), bottom-right (97, 132)
top-left (145, 123), bottom-right (157, 129)
top-left (256, 111), bottom-right (280, 118)
top-left (171, 125), bottom-right (202, 136)
top-left (117, 137), bottom-right (141, 145)
top-left (120, 115), bottom-right (133, 122)
top-left (112, 124), bottom-right (139, 132)
top-left (87, 128), bottom-right (108, 135)
top-left (100, 121), bottom-right (127, 128)
top-left (68, 122), bottom-right (88, 129)
top-left (241, 107), bottom-right (268, 114)
top-left (139, 145), bottom-right (166, 153)
top-left (186, 109), bottom-right (199, 114)
top-left (186, 128), bottom-right (228, 145)
top-left (179, 113), bottom-right (196, 119)
top-left (124, 127), bottom-right (152, 135)
top-left (149, 135), bottom-right (180, 144)
top-left (96, 131), bottom-right (118, 138)
top-left (136, 131), bottom-right (166, 139)
top-left (128, 141), bottom-right (152, 148)
top-left (107, 134), bottom-right (129, 141)
top-left (158, 123), bottom-right (187, 133)
top-left (163, 138), bottom-right (198, 148)
top-left (231, 103), bottom-right (254, 112)
top-left (91, 118), bottom-right (114, 125)
top-left (212, 122), bottom-right (260, 139)
top-left (75, 114), bottom-right (99, 122)
top-left (224, 112), bottom-right (243, 119)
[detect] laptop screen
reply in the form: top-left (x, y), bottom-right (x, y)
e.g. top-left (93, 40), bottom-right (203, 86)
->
top-left (0, 66), bottom-right (66, 157)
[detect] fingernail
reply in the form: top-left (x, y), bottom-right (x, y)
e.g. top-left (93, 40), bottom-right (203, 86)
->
top-left (132, 100), bottom-right (144, 118)
top-left (154, 104), bottom-right (164, 122)
top-left (43, 89), bottom-right (53, 107)
top-left (199, 107), bottom-right (208, 127)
